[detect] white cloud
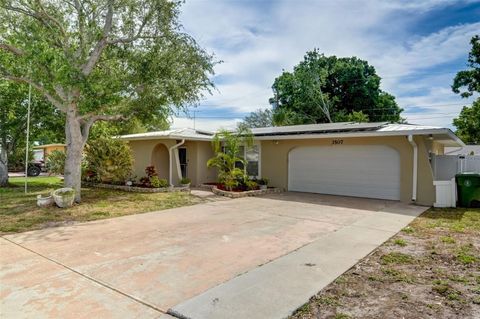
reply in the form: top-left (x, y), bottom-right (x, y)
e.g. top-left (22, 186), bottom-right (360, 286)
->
top-left (179, 0), bottom-right (478, 128)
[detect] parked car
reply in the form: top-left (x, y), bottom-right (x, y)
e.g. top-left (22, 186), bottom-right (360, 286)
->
top-left (27, 162), bottom-right (42, 176)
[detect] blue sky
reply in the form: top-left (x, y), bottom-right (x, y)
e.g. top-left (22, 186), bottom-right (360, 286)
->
top-left (172, 0), bottom-right (480, 130)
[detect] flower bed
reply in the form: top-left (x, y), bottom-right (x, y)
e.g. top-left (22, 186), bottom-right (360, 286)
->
top-left (201, 183), bottom-right (282, 198)
top-left (82, 182), bottom-right (190, 193)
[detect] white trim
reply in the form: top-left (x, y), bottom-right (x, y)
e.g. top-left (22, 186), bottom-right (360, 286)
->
top-left (408, 135), bottom-right (418, 202)
top-left (168, 139), bottom-right (185, 186)
top-left (253, 128), bottom-right (464, 146)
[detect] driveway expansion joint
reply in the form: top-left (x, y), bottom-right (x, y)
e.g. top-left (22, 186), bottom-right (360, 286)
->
top-left (1, 236), bottom-right (167, 315)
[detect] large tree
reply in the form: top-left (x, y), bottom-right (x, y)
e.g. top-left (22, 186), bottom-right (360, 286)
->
top-left (0, 80), bottom-right (64, 186)
top-left (242, 108), bottom-right (274, 128)
top-left (452, 35), bottom-right (480, 144)
top-left (269, 50), bottom-right (403, 124)
top-left (0, 0), bottom-right (214, 201)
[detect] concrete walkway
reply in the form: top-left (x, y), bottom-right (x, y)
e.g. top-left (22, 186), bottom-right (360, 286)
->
top-left (1, 193), bottom-right (428, 319)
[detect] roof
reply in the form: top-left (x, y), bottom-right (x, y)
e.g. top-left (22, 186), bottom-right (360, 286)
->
top-left (118, 128), bottom-right (214, 141)
top-left (445, 145), bottom-right (480, 155)
top-left (32, 143), bottom-right (66, 149)
top-left (118, 123), bottom-right (464, 147)
top-left (250, 122), bottom-right (388, 136)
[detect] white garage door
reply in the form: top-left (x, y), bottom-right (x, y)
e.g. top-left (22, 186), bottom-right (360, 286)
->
top-left (288, 145), bottom-right (401, 200)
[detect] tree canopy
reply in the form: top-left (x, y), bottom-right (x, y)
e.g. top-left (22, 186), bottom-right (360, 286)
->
top-left (269, 50), bottom-right (403, 124)
top-left (0, 80), bottom-right (64, 185)
top-left (0, 0), bottom-right (215, 199)
top-left (452, 35), bottom-right (480, 144)
top-left (452, 35), bottom-right (480, 98)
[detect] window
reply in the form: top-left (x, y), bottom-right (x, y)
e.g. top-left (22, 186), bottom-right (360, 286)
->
top-left (246, 145), bottom-right (260, 178)
top-left (222, 143), bottom-right (261, 178)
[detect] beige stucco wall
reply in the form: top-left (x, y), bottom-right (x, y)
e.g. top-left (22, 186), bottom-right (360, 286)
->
top-left (260, 135), bottom-right (436, 206)
top-left (128, 135), bottom-right (439, 205)
top-left (127, 139), bottom-right (216, 186)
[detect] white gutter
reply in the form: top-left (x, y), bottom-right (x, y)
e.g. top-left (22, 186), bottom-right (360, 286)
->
top-left (168, 139), bottom-right (185, 186)
top-left (408, 135), bottom-right (418, 202)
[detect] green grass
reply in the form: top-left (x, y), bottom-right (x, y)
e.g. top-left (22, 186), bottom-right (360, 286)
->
top-left (440, 236), bottom-right (456, 244)
top-left (456, 244), bottom-right (478, 264)
top-left (0, 176), bottom-right (203, 233)
top-left (380, 252), bottom-right (414, 265)
top-left (414, 208), bottom-right (480, 234)
top-left (393, 238), bottom-right (407, 247)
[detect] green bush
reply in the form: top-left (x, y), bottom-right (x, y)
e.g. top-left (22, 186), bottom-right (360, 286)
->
top-left (180, 177), bottom-right (191, 184)
top-left (84, 138), bottom-right (133, 184)
top-left (245, 179), bottom-right (258, 190)
top-left (149, 176), bottom-right (168, 188)
top-left (46, 150), bottom-right (66, 175)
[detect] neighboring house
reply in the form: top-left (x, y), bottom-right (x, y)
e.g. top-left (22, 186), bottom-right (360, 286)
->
top-left (32, 144), bottom-right (66, 163)
top-left (119, 122), bottom-right (464, 206)
top-left (445, 145), bottom-right (480, 155)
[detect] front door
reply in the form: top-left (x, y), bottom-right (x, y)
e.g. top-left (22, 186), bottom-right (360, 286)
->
top-left (178, 148), bottom-right (187, 178)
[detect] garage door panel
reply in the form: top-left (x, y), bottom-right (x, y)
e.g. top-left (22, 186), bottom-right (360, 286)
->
top-left (288, 145), bottom-right (401, 200)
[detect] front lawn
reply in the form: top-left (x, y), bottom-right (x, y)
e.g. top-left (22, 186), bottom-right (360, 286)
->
top-left (0, 176), bottom-right (204, 234)
top-left (292, 208), bottom-right (480, 319)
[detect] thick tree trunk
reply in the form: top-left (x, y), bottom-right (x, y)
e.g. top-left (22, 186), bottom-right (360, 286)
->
top-left (64, 111), bottom-right (85, 202)
top-left (0, 144), bottom-right (8, 187)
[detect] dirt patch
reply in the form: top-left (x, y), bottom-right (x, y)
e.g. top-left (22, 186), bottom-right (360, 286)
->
top-left (291, 208), bottom-right (480, 319)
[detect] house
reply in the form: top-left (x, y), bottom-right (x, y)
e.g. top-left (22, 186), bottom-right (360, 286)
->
top-left (32, 144), bottom-right (66, 163)
top-left (119, 122), bottom-right (464, 206)
top-left (445, 145), bottom-right (480, 155)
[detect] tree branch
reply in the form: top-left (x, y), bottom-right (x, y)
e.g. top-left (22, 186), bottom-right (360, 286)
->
top-left (2, 75), bottom-right (67, 112)
top-left (81, 1), bottom-right (114, 76)
top-left (81, 114), bottom-right (123, 143)
top-left (107, 10), bottom-right (151, 44)
top-left (0, 43), bottom-right (25, 56)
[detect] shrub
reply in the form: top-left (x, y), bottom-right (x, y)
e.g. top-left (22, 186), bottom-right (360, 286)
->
top-left (149, 176), bottom-right (168, 188)
top-left (245, 179), bottom-right (258, 190)
top-left (84, 138), bottom-right (133, 184)
top-left (180, 177), bottom-right (191, 184)
top-left (46, 150), bottom-right (65, 175)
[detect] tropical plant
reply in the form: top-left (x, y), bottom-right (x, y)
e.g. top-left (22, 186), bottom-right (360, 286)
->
top-left (207, 127), bottom-right (254, 191)
top-left (245, 179), bottom-right (258, 191)
top-left (84, 138), bottom-right (133, 184)
top-left (46, 150), bottom-right (66, 175)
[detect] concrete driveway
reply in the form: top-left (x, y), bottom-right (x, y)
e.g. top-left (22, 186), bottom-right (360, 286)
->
top-left (1, 192), bottom-right (428, 319)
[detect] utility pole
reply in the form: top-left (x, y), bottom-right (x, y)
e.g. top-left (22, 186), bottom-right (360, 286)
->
top-left (24, 82), bottom-right (32, 193)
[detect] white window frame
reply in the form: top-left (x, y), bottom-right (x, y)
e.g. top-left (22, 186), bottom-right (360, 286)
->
top-left (244, 142), bottom-right (261, 179)
top-left (221, 142), bottom-right (262, 179)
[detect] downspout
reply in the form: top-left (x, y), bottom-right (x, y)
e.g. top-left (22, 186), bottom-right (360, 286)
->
top-left (408, 135), bottom-right (418, 202)
top-left (169, 139), bottom-right (185, 186)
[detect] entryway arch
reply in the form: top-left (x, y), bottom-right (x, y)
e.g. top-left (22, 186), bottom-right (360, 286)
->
top-left (151, 143), bottom-right (169, 180)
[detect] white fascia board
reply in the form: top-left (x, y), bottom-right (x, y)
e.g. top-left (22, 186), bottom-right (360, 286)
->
top-left (253, 128), bottom-right (464, 145)
top-left (119, 135), bottom-right (212, 141)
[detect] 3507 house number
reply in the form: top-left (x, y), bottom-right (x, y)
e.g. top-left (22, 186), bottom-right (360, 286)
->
top-left (331, 139), bottom-right (344, 145)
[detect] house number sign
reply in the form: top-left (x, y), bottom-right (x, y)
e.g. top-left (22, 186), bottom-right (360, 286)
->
top-left (331, 139), bottom-right (344, 145)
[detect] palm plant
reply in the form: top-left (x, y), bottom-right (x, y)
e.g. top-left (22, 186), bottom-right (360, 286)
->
top-left (207, 126), bottom-right (254, 191)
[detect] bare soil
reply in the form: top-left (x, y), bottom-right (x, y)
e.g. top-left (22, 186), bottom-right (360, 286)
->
top-left (291, 208), bottom-right (480, 319)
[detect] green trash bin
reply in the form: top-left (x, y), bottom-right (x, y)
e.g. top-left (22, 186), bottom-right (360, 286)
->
top-left (455, 173), bottom-right (480, 208)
